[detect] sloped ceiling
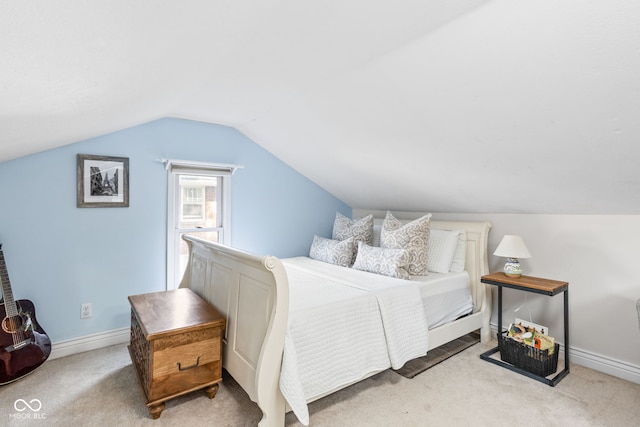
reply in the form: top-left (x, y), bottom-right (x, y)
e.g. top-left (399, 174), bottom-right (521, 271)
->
top-left (2, 1), bottom-right (639, 214)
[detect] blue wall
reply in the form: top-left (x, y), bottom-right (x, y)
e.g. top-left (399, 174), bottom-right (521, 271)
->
top-left (0, 118), bottom-right (350, 342)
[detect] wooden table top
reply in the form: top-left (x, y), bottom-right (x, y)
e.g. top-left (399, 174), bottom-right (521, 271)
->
top-left (128, 288), bottom-right (225, 340)
top-left (481, 272), bottom-right (568, 295)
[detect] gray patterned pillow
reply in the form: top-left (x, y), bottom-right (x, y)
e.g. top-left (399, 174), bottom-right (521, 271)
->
top-left (352, 241), bottom-right (410, 279)
top-left (380, 211), bottom-right (431, 275)
top-left (333, 212), bottom-right (373, 242)
top-left (309, 235), bottom-right (355, 267)
top-left (332, 212), bottom-right (373, 263)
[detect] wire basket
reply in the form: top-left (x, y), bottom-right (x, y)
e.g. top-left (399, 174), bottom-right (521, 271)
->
top-left (498, 331), bottom-right (559, 377)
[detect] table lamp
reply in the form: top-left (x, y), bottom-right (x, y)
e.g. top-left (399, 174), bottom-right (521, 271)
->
top-left (494, 235), bottom-right (531, 277)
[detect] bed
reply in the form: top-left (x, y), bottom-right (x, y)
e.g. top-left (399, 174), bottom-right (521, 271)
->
top-left (180, 212), bottom-right (492, 427)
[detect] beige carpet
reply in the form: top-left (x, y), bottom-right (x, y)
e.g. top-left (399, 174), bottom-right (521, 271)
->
top-left (1, 340), bottom-right (639, 426)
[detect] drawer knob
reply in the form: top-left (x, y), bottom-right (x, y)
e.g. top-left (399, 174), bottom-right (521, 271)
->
top-left (177, 356), bottom-right (201, 371)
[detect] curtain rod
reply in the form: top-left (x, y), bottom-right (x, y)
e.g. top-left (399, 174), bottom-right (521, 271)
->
top-left (157, 158), bottom-right (244, 174)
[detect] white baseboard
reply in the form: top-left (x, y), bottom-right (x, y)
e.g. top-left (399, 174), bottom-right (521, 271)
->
top-left (570, 346), bottom-right (640, 385)
top-left (490, 323), bottom-right (640, 385)
top-left (49, 327), bottom-right (130, 360)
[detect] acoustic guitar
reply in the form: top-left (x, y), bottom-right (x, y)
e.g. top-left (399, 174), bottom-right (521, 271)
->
top-left (0, 244), bottom-right (51, 385)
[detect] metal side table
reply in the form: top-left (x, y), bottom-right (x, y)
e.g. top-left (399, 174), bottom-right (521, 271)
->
top-left (480, 272), bottom-right (570, 386)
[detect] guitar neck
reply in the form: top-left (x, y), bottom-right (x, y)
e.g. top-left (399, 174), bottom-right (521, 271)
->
top-left (0, 245), bottom-right (19, 318)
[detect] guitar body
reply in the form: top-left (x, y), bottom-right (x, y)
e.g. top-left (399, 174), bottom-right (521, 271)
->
top-left (0, 299), bottom-right (52, 385)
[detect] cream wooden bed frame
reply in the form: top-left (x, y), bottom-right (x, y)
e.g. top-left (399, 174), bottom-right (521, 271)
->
top-left (180, 216), bottom-right (492, 427)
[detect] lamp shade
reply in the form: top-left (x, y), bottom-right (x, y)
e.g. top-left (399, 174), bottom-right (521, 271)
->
top-left (494, 235), bottom-right (531, 259)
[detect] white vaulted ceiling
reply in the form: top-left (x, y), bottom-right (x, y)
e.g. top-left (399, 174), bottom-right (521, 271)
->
top-left (2, 1), bottom-right (639, 213)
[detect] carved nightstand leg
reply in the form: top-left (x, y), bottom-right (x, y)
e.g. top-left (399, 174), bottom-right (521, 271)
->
top-left (205, 383), bottom-right (219, 399)
top-left (148, 402), bottom-right (166, 419)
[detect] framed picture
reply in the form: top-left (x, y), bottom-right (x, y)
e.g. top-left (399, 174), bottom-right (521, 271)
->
top-left (77, 154), bottom-right (129, 208)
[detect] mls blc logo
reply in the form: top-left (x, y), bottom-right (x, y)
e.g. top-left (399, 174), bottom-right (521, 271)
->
top-left (10, 399), bottom-right (46, 420)
top-left (14, 399), bottom-right (42, 412)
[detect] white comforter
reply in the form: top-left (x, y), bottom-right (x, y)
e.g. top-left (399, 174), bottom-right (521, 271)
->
top-left (280, 257), bottom-right (429, 425)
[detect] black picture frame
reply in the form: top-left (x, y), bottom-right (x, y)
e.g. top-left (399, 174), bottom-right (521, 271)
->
top-left (77, 154), bottom-right (129, 208)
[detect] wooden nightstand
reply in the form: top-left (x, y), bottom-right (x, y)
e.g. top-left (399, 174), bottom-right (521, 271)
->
top-left (479, 272), bottom-right (570, 386)
top-left (128, 288), bottom-right (226, 419)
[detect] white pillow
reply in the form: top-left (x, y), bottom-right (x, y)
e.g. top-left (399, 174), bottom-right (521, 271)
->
top-left (427, 229), bottom-right (462, 274)
top-left (352, 242), bottom-right (410, 279)
top-left (309, 236), bottom-right (355, 267)
top-left (380, 211), bottom-right (431, 276)
top-left (449, 230), bottom-right (467, 273)
top-left (371, 224), bottom-right (382, 247)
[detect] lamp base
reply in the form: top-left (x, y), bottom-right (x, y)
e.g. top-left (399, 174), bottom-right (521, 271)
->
top-left (503, 258), bottom-right (522, 278)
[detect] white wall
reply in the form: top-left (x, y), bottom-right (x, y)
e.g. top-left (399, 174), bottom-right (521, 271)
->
top-left (356, 210), bottom-right (640, 383)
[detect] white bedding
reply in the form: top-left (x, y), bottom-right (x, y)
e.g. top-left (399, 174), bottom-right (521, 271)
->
top-left (412, 271), bottom-right (473, 328)
top-left (279, 262), bottom-right (390, 425)
top-left (279, 257), bottom-right (472, 425)
top-left (284, 257), bottom-right (430, 365)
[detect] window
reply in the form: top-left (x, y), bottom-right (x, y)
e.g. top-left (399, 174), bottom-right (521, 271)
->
top-left (166, 160), bottom-right (236, 289)
top-left (180, 184), bottom-right (206, 222)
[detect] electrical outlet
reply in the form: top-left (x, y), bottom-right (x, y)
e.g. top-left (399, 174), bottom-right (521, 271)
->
top-left (81, 303), bottom-right (92, 319)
